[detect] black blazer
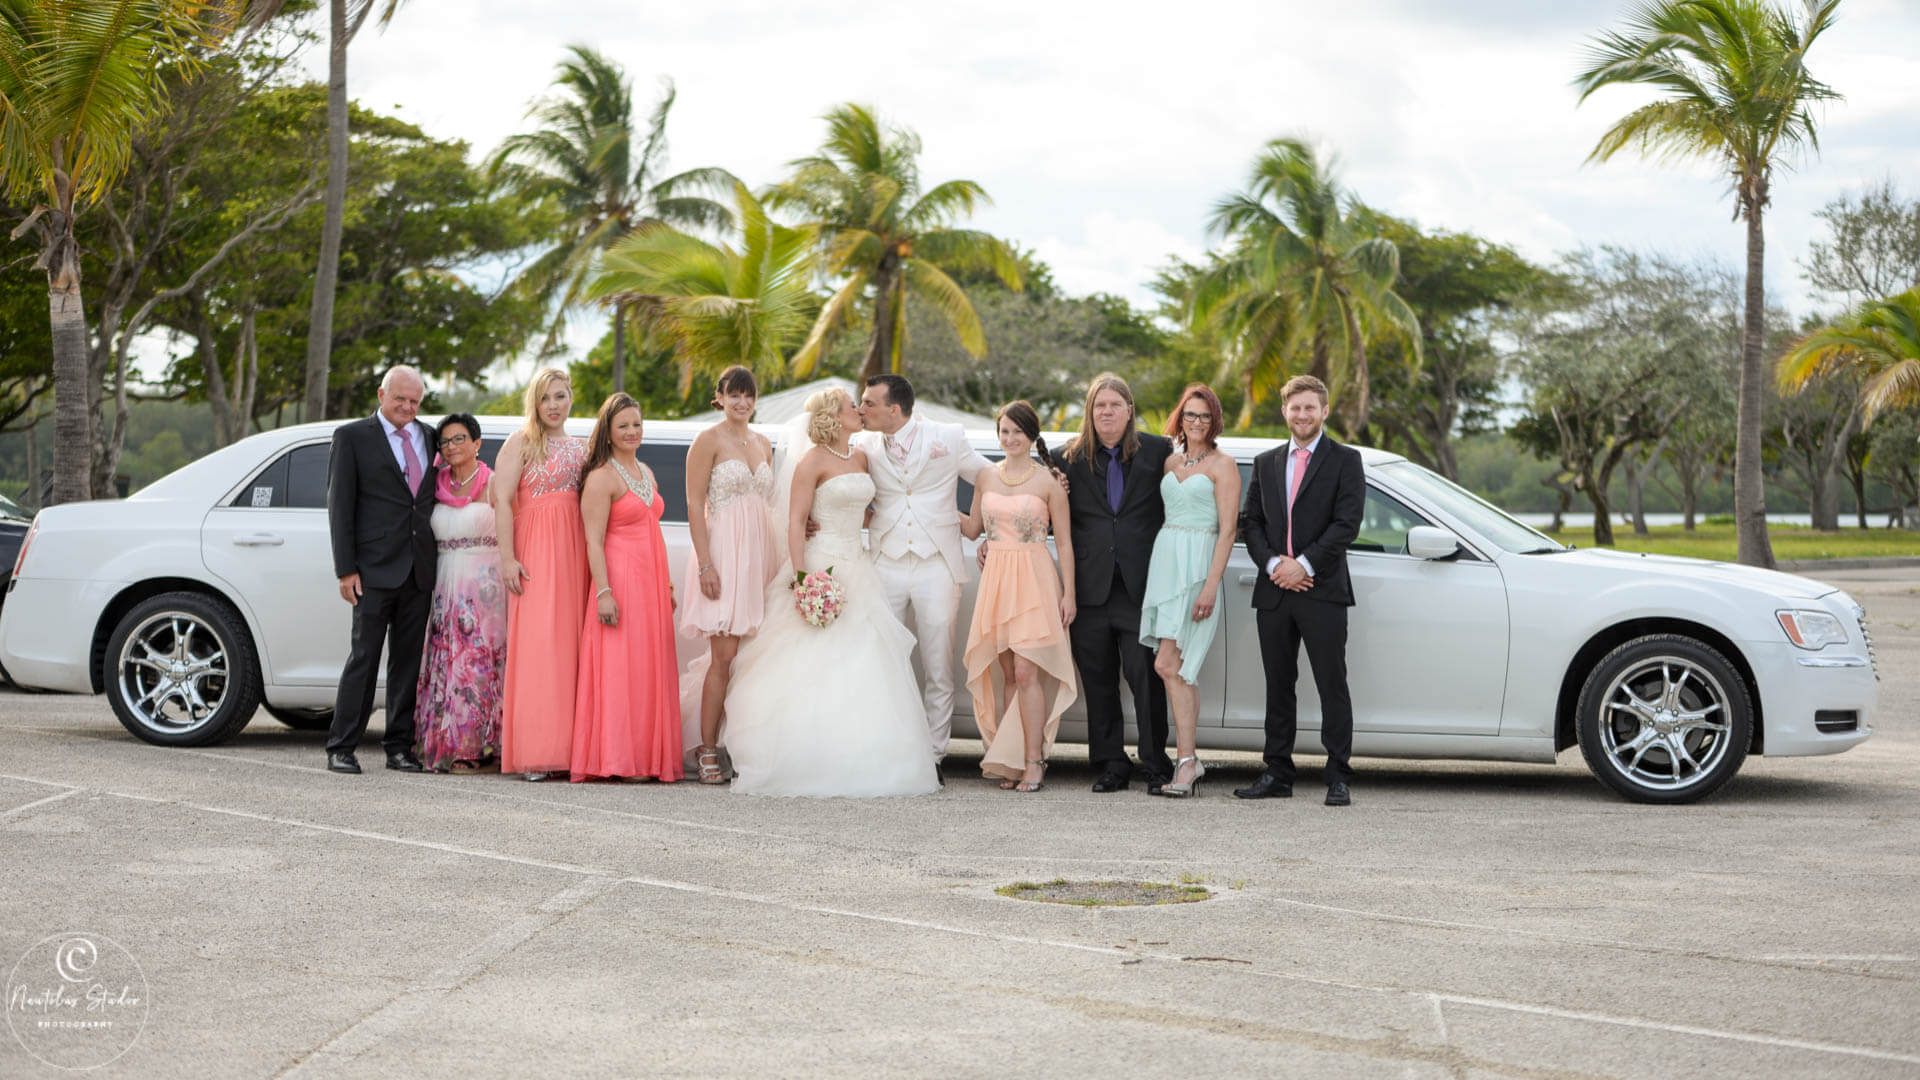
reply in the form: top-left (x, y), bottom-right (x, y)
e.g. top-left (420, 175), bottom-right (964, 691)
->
top-left (1239, 436), bottom-right (1365, 608)
top-left (1061, 432), bottom-right (1172, 607)
top-left (327, 415), bottom-right (438, 590)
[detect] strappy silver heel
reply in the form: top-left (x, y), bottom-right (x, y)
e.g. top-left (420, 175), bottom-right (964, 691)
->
top-left (1160, 755), bottom-right (1205, 797)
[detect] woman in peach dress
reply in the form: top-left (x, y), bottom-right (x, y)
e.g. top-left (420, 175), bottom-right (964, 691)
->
top-left (493, 368), bottom-right (589, 781)
top-left (960, 401), bottom-right (1078, 792)
top-left (571, 393), bottom-right (682, 783)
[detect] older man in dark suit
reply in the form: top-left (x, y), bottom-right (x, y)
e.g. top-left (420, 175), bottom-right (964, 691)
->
top-left (1234, 375), bottom-right (1366, 806)
top-left (325, 365), bottom-right (439, 774)
top-left (1059, 372), bottom-right (1173, 793)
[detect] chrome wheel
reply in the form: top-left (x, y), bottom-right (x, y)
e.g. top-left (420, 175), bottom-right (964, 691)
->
top-left (1577, 633), bottom-right (1752, 804)
top-left (1597, 656), bottom-right (1732, 792)
top-left (116, 612), bottom-right (230, 734)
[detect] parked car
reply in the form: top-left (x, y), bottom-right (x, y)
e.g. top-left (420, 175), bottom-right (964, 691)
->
top-left (0, 491), bottom-right (31, 635)
top-left (0, 418), bottom-right (1877, 802)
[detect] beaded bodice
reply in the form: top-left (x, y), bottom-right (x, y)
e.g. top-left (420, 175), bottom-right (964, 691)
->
top-left (706, 458), bottom-right (774, 514)
top-left (519, 436), bottom-right (586, 499)
top-left (982, 491), bottom-right (1049, 544)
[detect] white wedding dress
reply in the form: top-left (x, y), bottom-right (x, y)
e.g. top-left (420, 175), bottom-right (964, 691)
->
top-left (722, 470), bottom-right (941, 797)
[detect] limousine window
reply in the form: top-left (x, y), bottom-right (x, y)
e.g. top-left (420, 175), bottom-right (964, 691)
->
top-left (637, 442), bottom-right (690, 524)
top-left (285, 443), bottom-right (331, 508)
top-left (1352, 487), bottom-right (1430, 555)
top-left (231, 452), bottom-right (290, 508)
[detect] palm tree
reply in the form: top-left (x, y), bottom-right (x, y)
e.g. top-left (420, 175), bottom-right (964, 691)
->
top-left (1575, 0), bottom-right (1842, 570)
top-left (1192, 137), bottom-right (1419, 434)
top-left (488, 46), bottom-right (733, 393)
top-left (585, 183), bottom-right (814, 396)
top-left (764, 103), bottom-right (1021, 382)
top-left (0, 0), bottom-right (244, 504)
top-left (1779, 287), bottom-right (1920, 421)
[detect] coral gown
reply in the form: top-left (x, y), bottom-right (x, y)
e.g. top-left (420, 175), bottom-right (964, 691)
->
top-left (571, 482), bottom-right (683, 782)
top-left (500, 437), bottom-right (589, 774)
top-left (963, 490), bottom-right (1079, 782)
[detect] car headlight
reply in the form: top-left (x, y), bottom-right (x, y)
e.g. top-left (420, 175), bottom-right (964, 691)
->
top-left (1777, 609), bottom-right (1848, 650)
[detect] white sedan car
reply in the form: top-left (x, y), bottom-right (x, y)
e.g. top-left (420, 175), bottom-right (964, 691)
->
top-left (0, 418), bottom-right (1877, 803)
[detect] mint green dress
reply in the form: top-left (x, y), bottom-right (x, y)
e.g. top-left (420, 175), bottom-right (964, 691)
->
top-left (1139, 471), bottom-right (1222, 686)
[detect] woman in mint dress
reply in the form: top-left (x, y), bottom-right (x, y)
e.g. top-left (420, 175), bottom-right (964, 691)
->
top-left (1139, 384), bottom-right (1242, 797)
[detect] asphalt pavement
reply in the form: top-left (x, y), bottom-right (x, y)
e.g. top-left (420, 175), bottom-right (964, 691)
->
top-left (2, 568), bottom-right (1916, 1079)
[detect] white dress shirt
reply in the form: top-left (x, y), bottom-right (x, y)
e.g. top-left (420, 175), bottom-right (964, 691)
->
top-left (378, 411), bottom-right (428, 480)
top-left (1266, 432), bottom-right (1324, 580)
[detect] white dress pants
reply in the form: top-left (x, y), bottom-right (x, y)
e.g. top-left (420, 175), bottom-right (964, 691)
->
top-left (874, 551), bottom-right (962, 759)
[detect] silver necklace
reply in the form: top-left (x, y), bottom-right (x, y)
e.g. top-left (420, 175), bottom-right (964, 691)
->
top-left (1181, 446), bottom-right (1212, 469)
top-left (610, 457), bottom-right (654, 503)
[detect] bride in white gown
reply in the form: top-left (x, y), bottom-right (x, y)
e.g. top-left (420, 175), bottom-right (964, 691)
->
top-left (722, 388), bottom-right (940, 797)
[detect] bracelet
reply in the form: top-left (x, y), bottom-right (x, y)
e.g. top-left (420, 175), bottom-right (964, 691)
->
top-left (699, 563), bottom-right (714, 573)
top-left (595, 586), bottom-right (613, 599)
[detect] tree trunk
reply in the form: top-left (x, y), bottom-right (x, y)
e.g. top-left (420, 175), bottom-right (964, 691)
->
top-left (1679, 460), bottom-right (1698, 531)
top-left (1550, 486), bottom-right (1570, 534)
top-left (47, 212), bottom-right (92, 506)
top-left (1733, 196), bottom-right (1775, 567)
top-left (302, 0), bottom-right (352, 423)
top-left (860, 259), bottom-right (900, 383)
top-left (611, 306), bottom-right (626, 394)
top-left (25, 420), bottom-right (41, 510)
top-left (1850, 467), bottom-right (1868, 529)
top-left (1341, 300), bottom-right (1370, 443)
top-left (1584, 467), bottom-right (1615, 547)
top-left (1811, 407), bottom-right (1859, 532)
top-left (1624, 452), bottom-right (1650, 536)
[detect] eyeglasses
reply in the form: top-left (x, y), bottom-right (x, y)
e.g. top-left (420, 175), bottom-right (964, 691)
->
top-left (438, 434), bottom-right (472, 448)
top-left (1181, 411), bottom-right (1212, 423)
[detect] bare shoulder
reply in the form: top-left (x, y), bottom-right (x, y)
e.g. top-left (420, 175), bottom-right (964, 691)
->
top-left (849, 446), bottom-right (870, 469)
top-left (581, 464), bottom-right (615, 494)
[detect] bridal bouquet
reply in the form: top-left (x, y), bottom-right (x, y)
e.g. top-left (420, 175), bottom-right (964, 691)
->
top-left (792, 568), bottom-right (846, 629)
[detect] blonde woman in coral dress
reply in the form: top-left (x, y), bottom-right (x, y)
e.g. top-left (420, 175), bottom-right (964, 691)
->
top-left (494, 368), bottom-right (589, 781)
top-left (677, 366), bottom-right (777, 784)
top-left (571, 394), bottom-right (682, 783)
top-left (961, 401), bottom-right (1078, 792)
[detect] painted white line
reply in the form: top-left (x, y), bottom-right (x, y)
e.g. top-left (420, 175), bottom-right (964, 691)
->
top-left (1757, 954), bottom-right (1915, 962)
top-left (0, 771), bottom-right (84, 791)
top-left (1428, 994), bottom-right (1450, 1044)
top-left (182, 749), bottom-right (330, 775)
top-left (0, 786), bottom-right (81, 820)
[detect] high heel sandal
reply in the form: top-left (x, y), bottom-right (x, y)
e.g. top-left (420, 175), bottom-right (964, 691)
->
top-left (1160, 755), bottom-right (1205, 798)
top-left (696, 746), bottom-right (728, 785)
top-left (1014, 759), bottom-right (1048, 793)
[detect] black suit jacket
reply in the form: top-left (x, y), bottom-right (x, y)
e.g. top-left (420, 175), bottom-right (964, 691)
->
top-left (1061, 432), bottom-right (1172, 607)
top-left (1239, 436), bottom-right (1365, 608)
top-left (327, 415), bottom-right (438, 590)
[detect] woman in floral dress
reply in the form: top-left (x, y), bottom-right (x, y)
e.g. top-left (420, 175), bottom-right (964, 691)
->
top-left (414, 413), bottom-right (508, 772)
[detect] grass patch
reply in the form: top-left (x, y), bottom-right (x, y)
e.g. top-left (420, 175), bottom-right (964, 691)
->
top-left (1542, 523), bottom-right (1920, 563)
top-left (997, 879), bottom-right (1213, 907)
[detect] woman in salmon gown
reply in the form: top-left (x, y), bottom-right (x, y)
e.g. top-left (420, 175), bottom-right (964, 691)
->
top-left (494, 368), bottom-right (589, 781)
top-left (961, 401), bottom-right (1079, 792)
top-left (571, 393), bottom-right (682, 783)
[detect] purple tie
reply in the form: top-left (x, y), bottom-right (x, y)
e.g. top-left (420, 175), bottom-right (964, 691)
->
top-left (1104, 446), bottom-right (1124, 513)
top-left (397, 428), bottom-right (423, 492)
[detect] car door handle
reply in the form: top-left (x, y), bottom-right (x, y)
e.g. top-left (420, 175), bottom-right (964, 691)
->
top-left (232, 534), bottom-right (284, 547)
top-left (1237, 573), bottom-right (1258, 586)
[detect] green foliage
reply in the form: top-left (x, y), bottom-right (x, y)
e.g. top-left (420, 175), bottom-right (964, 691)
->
top-left (1779, 288), bottom-right (1920, 422)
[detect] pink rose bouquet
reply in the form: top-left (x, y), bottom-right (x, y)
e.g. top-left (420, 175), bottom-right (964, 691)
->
top-left (792, 568), bottom-right (845, 629)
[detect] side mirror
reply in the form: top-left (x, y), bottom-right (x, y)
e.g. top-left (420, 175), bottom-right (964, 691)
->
top-left (1406, 525), bottom-right (1462, 560)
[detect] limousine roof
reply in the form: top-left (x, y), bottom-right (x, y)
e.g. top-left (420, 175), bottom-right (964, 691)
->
top-left (261, 416), bottom-right (1408, 468)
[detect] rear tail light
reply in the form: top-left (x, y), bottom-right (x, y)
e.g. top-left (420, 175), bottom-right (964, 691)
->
top-left (12, 517), bottom-right (38, 579)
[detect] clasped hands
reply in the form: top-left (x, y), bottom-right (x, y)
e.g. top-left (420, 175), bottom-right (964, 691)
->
top-left (1269, 555), bottom-right (1314, 592)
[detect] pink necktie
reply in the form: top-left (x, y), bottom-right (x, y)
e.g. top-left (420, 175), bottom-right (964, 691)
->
top-left (398, 428), bottom-right (423, 492)
top-left (1285, 446), bottom-right (1310, 557)
top-left (887, 431), bottom-right (908, 467)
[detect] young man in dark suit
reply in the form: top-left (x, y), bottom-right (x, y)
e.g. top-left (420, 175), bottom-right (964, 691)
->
top-left (325, 365), bottom-right (439, 774)
top-left (1234, 375), bottom-right (1366, 806)
top-left (1058, 373), bottom-right (1173, 792)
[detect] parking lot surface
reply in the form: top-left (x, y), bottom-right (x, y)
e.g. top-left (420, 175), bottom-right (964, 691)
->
top-left (3, 568), bottom-right (1917, 1079)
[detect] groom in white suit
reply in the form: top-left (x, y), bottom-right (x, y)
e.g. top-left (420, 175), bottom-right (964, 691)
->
top-left (856, 375), bottom-right (991, 771)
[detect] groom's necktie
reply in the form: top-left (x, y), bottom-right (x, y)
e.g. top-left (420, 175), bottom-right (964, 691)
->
top-left (1285, 445), bottom-right (1310, 556)
top-left (1104, 446), bottom-right (1123, 513)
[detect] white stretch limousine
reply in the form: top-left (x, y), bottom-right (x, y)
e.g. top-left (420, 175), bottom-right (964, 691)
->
top-left (0, 418), bottom-right (1878, 803)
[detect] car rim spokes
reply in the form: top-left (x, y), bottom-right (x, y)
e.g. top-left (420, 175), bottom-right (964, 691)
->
top-left (1600, 657), bottom-right (1732, 791)
top-left (117, 613), bottom-right (229, 732)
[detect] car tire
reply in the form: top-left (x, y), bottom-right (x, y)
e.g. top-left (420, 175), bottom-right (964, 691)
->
top-left (104, 591), bottom-right (263, 747)
top-left (1575, 633), bottom-right (1753, 804)
top-left (264, 704), bottom-right (334, 731)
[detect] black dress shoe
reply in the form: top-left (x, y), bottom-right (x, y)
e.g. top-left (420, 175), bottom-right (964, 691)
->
top-left (385, 750), bottom-right (425, 772)
top-left (1324, 781), bottom-right (1351, 807)
top-left (1143, 771), bottom-right (1170, 796)
top-left (934, 760), bottom-right (946, 787)
top-left (1232, 773), bottom-right (1292, 800)
top-left (326, 751), bottom-right (361, 774)
top-left (1090, 769), bottom-right (1130, 793)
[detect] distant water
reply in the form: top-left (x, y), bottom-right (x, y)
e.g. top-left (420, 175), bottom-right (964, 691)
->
top-left (1514, 511), bottom-right (1906, 530)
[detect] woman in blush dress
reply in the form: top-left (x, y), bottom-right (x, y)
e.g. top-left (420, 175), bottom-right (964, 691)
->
top-left (678, 366), bottom-right (777, 784)
top-left (719, 389), bottom-right (939, 798)
top-left (413, 413), bottom-right (509, 773)
top-left (1139, 383), bottom-right (1241, 797)
top-left (494, 367), bottom-right (589, 782)
top-left (571, 393), bottom-right (681, 783)
top-left (961, 401), bottom-right (1078, 792)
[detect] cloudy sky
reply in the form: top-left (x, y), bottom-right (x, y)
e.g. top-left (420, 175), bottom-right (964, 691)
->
top-left (301, 0), bottom-right (1920, 351)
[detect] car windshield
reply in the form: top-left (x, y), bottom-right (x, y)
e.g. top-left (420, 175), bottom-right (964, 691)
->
top-left (0, 492), bottom-right (27, 522)
top-left (1375, 461), bottom-right (1564, 555)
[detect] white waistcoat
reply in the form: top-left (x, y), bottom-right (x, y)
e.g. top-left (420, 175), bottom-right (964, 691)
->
top-left (858, 419), bottom-right (982, 585)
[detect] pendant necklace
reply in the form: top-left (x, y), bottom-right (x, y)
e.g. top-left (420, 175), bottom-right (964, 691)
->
top-left (1182, 447), bottom-right (1211, 469)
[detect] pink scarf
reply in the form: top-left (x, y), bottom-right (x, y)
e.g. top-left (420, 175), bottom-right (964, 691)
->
top-left (434, 460), bottom-right (491, 508)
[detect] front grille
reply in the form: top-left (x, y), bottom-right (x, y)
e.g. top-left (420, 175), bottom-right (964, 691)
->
top-left (1854, 604), bottom-right (1879, 681)
top-left (1815, 710), bottom-right (1859, 733)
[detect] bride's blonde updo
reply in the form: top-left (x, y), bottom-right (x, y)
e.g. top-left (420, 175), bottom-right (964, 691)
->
top-left (804, 387), bottom-right (852, 446)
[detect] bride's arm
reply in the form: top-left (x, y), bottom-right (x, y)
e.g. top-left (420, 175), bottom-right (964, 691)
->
top-left (787, 452), bottom-right (818, 574)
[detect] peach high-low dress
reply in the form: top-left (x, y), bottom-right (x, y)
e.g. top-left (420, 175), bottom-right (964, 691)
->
top-left (963, 490), bottom-right (1079, 782)
top-left (500, 436), bottom-right (588, 774)
top-left (571, 476), bottom-right (683, 782)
